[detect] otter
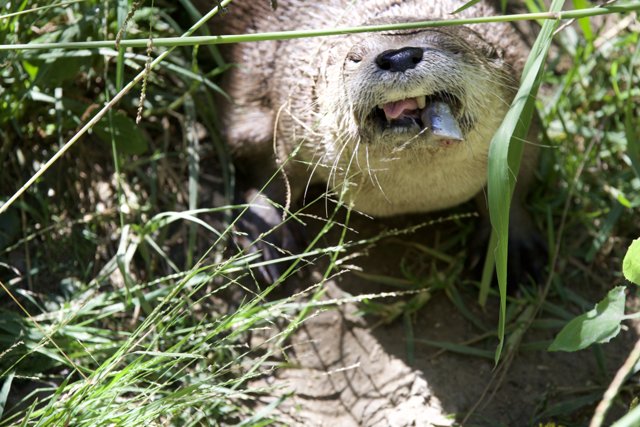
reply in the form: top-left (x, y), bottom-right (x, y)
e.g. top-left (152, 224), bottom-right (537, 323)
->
top-left (217, 0), bottom-right (545, 283)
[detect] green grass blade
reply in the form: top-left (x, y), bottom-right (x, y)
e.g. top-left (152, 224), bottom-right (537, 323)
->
top-left (487, 0), bottom-right (565, 364)
top-left (0, 371), bottom-right (13, 419)
top-left (414, 338), bottom-right (495, 359)
top-left (0, 0), bottom-right (234, 216)
top-left (624, 36), bottom-right (640, 180)
top-left (572, 0), bottom-right (594, 42)
top-left (3, 4), bottom-right (640, 52)
top-left (185, 95), bottom-right (199, 268)
top-left (446, 286), bottom-right (489, 331)
top-left (116, 0), bottom-right (128, 91)
top-left (451, 0), bottom-right (482, 15)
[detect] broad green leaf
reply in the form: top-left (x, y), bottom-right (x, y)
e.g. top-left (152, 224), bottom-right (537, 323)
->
top-left (28, 55), bottom-right (90, 87)
top-left (486, 0), bottom-right (565, 363)
top-left (548, 287), bottom-right (626, 352)
top-left (93, 111), bottom-right (149, 155)
top-left (623, 239), bottom-right (640, 285)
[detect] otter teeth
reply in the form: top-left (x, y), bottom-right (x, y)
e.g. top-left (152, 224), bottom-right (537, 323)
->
top-left (379, 95), bottom-right (427, 121)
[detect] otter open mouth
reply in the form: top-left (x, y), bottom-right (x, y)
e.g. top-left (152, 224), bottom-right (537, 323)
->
top-left (370, 92), bottom-right (464, 143)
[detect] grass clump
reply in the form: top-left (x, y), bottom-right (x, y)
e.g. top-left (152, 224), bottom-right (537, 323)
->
top-left (1, 0), bottom-right (640, 426)
top-left (0, 1), bottom-right (310, 425)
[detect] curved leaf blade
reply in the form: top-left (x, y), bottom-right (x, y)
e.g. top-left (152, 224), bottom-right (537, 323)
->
top-left (487, 0), bottom-right (565, 363)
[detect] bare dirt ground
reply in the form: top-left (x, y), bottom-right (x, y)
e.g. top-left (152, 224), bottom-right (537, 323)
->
top-left (248, 207), bottom-right (637, 427)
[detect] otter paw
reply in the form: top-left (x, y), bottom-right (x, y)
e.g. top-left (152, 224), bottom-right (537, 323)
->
top-left (506, 226), bottom-right (548, 287)
top-left (468, 220), bottom-right (548, 288)
top-left (233, 191), bottom-right (304, 285)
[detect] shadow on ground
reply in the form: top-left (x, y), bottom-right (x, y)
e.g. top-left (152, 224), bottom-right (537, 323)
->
top-left (252, 201), bottom-right (637, 427)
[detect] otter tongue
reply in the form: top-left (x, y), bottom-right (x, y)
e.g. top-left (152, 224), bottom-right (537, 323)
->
top-left (382, 98), bottom-right (419, 121)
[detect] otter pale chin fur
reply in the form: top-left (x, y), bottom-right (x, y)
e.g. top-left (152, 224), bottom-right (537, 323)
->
top-left (218, 0), bottom-right (546, 283)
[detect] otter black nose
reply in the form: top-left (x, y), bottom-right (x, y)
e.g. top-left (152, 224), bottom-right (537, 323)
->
top-left (375, 47), bottom-right (424, 72)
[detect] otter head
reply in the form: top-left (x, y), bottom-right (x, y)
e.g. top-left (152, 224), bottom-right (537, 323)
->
top-left (317, 26), bottom-right (516, 152)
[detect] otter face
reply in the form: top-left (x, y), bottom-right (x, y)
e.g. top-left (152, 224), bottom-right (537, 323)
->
top-left (333, 27), bottom-right (514, 149)
top-left (278, 23), bottom-right (524, 215)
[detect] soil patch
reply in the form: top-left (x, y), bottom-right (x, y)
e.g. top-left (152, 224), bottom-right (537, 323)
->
top-left (249, 204), bottom-right (637, 426)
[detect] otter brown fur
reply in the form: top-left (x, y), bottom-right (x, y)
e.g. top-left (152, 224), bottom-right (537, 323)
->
top-left (217, 0), bottom-right (544, 282)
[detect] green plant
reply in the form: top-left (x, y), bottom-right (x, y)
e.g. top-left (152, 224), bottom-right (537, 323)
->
top-left (1, 1), bottom-right (640, 425)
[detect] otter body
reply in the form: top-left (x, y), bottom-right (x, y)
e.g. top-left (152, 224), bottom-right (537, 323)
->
top-left (218, 0), bottom-right (543, 281)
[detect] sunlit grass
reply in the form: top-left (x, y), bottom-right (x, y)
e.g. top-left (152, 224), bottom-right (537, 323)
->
top-left (0, 0), bottom-right (639, 425)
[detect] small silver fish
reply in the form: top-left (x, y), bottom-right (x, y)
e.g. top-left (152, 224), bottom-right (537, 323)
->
top-left (421, 101), bottom-right (463, 142)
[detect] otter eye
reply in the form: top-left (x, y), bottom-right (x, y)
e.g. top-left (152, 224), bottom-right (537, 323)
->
top-left (347, 52), bottom-right (362, 63)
